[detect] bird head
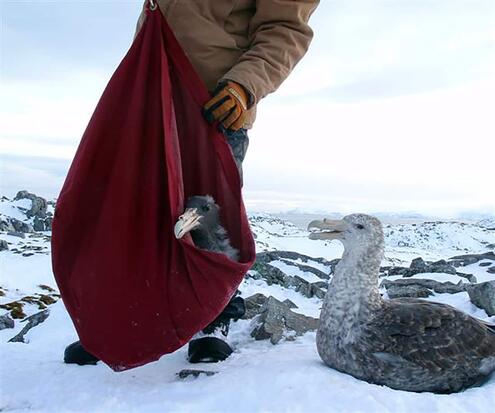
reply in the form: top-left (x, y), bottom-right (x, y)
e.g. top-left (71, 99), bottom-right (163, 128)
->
top-left (174, 195), bottom-right (220, 239)
top-left (307, 213), bottom-right (384, 251)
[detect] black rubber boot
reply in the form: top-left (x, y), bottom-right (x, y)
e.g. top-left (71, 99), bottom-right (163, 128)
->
top-left (187, 296), bottom-right (245, 363)
top-left (64, 341), bottom-right (100, 366)
top-left (188, 337), bottom-right (233, 363)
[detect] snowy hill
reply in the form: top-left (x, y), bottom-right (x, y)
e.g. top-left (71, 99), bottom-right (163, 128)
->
top-left (1, 192), bottom-right (495, 412)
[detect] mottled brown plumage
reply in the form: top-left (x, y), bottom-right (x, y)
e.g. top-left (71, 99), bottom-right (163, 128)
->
top-left (309, 214), bottom-right (495, 393)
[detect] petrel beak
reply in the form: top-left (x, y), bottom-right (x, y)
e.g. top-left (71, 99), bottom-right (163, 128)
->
top-left (307, 219), bottom-right (347, 240)
top-left (174, 208), bottom-right (202, 239)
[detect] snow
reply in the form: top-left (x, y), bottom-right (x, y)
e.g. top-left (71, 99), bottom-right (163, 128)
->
top-left (0, 198), bottom-right (33, 221)
top-left (459, 261), bottom-right (495, 283)
top-left (268, 260), bottom-right (324, 283)
top-left (1, 206), bottom-right (495, 412)
top-left (239, 278), bottom-right (322, 318)
top-left (1, 303), bottom-right (494, 413)
top-left (383, 272), bottom-right (470, 284)
top-left (281, 257), bottom-right (332, 275)
top-left (383, 221), bottom-right (492, 257)
top-left (423, 292), bottom-right (495, 323)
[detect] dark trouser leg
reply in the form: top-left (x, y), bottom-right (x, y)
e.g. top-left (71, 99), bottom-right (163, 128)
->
top-left (188, 129), bottom-right (249, 363)
top-left (223, 127), bottom-right (249, 187)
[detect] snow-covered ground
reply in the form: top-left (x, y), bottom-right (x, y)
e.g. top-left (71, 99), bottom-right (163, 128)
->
top-left (1, 196), bottom-right (495, 412)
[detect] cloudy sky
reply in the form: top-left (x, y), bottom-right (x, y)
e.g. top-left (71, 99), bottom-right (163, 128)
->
top-left (1, 0), bottom-right (494, 216)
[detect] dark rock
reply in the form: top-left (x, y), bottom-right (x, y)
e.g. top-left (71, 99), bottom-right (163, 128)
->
top-left (0, 314), bottom-right (15, 330)
top-left (385, 284), bottom-right (433, 299)
top-left (250, 251), bottom-right (333, 299)
top-left (428, 260), bottom-right (457, 275)
top-left (310, 281), bottom-right (328, 299)
top-left (14, 191), bottom-right (48, 219)
top-left (466, 281), bottom-right (495, 316)
top-left (410, 257), bottom-right (428, 271)
top-left (387, 258), bottom-right (458, 278)
top-left (0, 240), bottom-right (8, 251)
top-left (243, 293), bottom-right (269, 319)
top-left (255, 251), bottom-right (333, 279)
top-left (282, 299), bottom-right (298, 309)
top-left (387, 267), bottom-right (414, 277)
top-left (9, 218), bottom-right (32, 233)
top-left (0, 218), bottom-right (15, 232)
top-left (250, 296), bottom-right (319, 344)
top-left (33, 217), bottom-right (45, 232)
top-left (249, 261), bottom-right (290, 287)
top-left (9, 309), bottom-right (50, 343)
top-left (44, 217), bottom-right (53, 231)
top-left (381, 278), bottom-right (467, 299)
top-left (487, 267), bottom-right (495, 274)
top-left (479, 262), bottom-right (492, 267)
top-left (292, 275), bottom-right (312, 298)
top-left (448, 252), bottom-right (495, 267)
top-left (176, 369), bottom-right (218, 379)
top-left (455, 272), bottom-right (477, 283)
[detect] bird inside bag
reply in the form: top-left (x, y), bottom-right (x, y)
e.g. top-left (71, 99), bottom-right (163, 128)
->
top-left (51, 3), bottom-right (256, 371)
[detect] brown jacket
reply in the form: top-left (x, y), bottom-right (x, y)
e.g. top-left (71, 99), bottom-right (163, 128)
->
top-left (136, 0), bottom-right (319, 128)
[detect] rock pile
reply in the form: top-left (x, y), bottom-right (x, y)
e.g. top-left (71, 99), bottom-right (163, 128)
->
top-left (1, 191), bottom-right (53, 234)
top-left (247, 295), bottom-right (319, 344)
top-left (249, 250), bottom-right (335, 299)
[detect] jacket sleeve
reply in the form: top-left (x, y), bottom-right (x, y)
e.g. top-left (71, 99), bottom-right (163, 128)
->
top-left (221, 0), bottom-right (319, 105)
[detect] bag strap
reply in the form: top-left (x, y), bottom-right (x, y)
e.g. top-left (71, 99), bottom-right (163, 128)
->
top-left (149, 0), bottom-right (157, 11)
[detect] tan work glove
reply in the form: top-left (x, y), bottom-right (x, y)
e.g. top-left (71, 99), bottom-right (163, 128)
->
top-left (203, 81), bottom-right (250, 131)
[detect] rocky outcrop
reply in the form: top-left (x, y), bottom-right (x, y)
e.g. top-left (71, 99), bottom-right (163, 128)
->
top-left (0, 314), bottom-right (14, 330)
top-left (466, 281), bottom-right (495, 316)
top-left (176, 369), bottom-right (217, 380)
top-left (478, 218), bottom-right (495, 230)
top-left (380, 257), bottom-right (477, 283)
top-left (381, 278), bottom-right (467, 299)
top-left (0, 240), bottom-right (8, 251)
top-left (0, 290), bottom-right (60, 319)
top-left (254, 251), bottom-right (333, 277)
top-left (244, 294), bottom-right (299, 320)
top-left (448, 252), bottom-right (495, 267)
top-left (383, 258), bottom-right (454, 276)
top-left (250, 296), bottom-right (319, 344)
top-left (249, 251), bottom-right (332, 299)
top-left (14, 191), bottom-right (48, 219)
top-left (9, 218), bottom-right (33, 234)
top-left (8, 309), bottom-right (50, 343)
top-left (0, 191), bottom-right (53, 232)
top-left (244, 293), bottom-right (270, 319)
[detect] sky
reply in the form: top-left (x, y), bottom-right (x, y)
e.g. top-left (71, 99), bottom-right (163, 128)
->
top-left (1, 0), bottom-right (494, 217)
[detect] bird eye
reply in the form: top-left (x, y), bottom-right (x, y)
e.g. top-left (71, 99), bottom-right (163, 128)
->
top-left (202, 205), bottom-right (210, 212)
top-left (356, 224), bottom-right (364, 230)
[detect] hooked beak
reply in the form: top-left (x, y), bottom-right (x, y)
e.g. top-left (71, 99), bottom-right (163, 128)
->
top-left (307, 219), bottom-right (347, 240)
top-left (174, 208), bottom-right (202, 239)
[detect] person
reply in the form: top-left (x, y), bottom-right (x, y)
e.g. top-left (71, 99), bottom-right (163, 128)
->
top-left (64, 0), bottom-right (319, 366)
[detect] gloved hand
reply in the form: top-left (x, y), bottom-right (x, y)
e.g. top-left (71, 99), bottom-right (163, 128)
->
top-left (203, 81), bottom-right (250, 131)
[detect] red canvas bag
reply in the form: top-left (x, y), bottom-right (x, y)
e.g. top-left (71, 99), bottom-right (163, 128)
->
top-left (51, 2), bottom-right (256, 371)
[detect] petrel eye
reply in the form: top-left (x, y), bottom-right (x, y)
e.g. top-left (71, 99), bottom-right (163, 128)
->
top-left (356, 224), bottom-right (364, 230)
top-left (202, 204), bottom-right (210, 212)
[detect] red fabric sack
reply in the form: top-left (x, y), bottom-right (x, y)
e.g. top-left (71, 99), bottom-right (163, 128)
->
top-left (51, 4), bottom-right (256, 371)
